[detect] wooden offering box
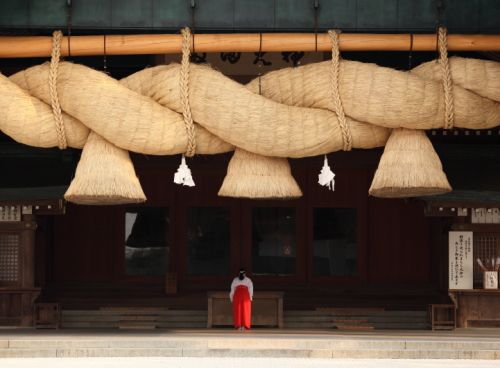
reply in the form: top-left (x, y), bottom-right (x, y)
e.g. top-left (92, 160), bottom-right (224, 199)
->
top-left (449, 289), bottom-right (500, 328)
top-left (207, 291), bottom-right (283, 328)
top-left (34, 303), bottom-right (61, 329)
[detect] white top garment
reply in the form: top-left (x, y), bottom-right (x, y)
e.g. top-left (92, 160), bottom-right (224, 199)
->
top-left (229, 276), bottom-right (254, 302)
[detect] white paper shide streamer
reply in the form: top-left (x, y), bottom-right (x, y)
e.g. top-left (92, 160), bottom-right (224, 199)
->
top-left (318, 155), bottom-right (335, 190)
top-left (174, 155), bottom-right (195, 187)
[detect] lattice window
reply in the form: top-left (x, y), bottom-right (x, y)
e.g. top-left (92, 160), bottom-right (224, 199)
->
top-left (0, 233), bottom-right (20, 283)
top-left (473, 235), bottom-right (499, 285)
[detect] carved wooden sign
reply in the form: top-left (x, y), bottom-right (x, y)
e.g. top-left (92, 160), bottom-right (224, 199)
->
top-left (0, 206), bottom-right (20, 221)
top-left (166, 272), bottom-right (177, 294)
top-left (449, 231), bottom-right (473, 289)
top-left (164, 52), bottom-right (324, 75)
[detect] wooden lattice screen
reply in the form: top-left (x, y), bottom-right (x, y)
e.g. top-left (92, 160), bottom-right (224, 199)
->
top-left (0, 233), bottom-right (20, 283)
top-left (473, 234), bottom-right (499, 285)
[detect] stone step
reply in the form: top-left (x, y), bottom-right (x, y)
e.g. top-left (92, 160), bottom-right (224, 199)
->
top-left (284, 322), bottom-right (427, 329)
top-left (118, 326), bottom-right (156, 329)
top-left (61, 321), bottom-right (206, 329)
top-left (100, 307), bottom-right (170, 310)
top-left (5, 339), bottom-right (500, 351)
top-left (332, 322), bottom-right (374, 327)
top-left (62, 310), bottom-right (207, 316)
top-left (1, 347), bottom-right (500, 359)
top-left (284, 310), bottom-right (426, 317)
top-left (317, 308), bottom-right (385, 311)
top-left (62, 315), bottom-right (207, 322)
top-left (283, 316), bottom-right (426, 322)
top-left (335, 326), bottom-right (375, 330)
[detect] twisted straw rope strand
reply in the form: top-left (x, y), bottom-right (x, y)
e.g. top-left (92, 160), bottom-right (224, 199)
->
top-left (438, 27), bottom-right (454, 130)
top-left (328, 30), bottom-right (352, 151)
top-left (49, 30), bottom-right (68, 150)
top-left (181, 27), bottom-right (196, 157)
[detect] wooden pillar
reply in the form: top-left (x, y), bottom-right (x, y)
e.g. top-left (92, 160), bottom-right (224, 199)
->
top-left (21, 214), bottom-right (36, 288)
top-left (457, 293), bottom-right (468, 328)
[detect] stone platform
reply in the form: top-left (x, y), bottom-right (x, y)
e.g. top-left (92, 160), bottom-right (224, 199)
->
top-left (0, 328), bottom-right (500, 359)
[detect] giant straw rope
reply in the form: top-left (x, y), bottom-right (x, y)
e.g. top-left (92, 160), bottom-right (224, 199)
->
top-left (2, 28), bottom-right (500, 184)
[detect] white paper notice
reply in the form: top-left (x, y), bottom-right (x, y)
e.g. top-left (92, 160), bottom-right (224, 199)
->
top-left (449, 231), bottom-right (473, 289)
top-left (0, 206), bottom-right (21, 221)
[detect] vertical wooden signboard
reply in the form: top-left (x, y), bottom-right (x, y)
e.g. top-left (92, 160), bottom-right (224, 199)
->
top-left (166, 272), bottom-right (177, 294)
top-left (449, 231), bottom-right (473, 289)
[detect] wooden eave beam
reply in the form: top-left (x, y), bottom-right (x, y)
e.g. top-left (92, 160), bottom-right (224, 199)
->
top-left (1, 33), bottom-right (500, 58)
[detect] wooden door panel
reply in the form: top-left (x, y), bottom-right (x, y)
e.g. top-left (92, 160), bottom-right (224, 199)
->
top-left (241, 168), bottom-right (307, 283)
top-left (175, 168), bottom-right (242, 282)
top-left (307, 168), bottom-right (369, 283)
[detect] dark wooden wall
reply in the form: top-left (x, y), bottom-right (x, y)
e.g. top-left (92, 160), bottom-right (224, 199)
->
top-left (44, 152), bottom-right (439, 310)
top-left (368, 196), bottom-right (430, 284)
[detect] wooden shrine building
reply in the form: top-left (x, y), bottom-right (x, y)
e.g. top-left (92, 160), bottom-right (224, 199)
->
top-left (2, 1), bottom-right (500, 329)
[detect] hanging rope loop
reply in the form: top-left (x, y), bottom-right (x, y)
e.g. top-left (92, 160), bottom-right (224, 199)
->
top-left (49, 30), bottom-right (68, 150)
top-left (438, 27), bottom-right (454, 130)
top-left (328, 30), bottom-right (352, 151)
top-left (181, 27), bottom-right (196, 157)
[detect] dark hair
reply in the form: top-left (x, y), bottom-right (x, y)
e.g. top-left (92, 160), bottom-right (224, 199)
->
top-left (239, 268), bottom-right (246, 280)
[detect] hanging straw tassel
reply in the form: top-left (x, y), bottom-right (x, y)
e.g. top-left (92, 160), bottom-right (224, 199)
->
top-left (218, 148), bottom-right (302, 199)
top-left (174, 154), bottom-right (195, 187)
top-left (318, 155), bottom-right (335, 190)
top-left (369, 128), bottom-right (452, 198)
top-left (64, 131), bottom-right (147, 205)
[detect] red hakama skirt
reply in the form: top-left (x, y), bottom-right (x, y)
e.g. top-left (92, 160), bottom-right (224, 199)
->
top-left (233, 285), bottom-right (251, 329)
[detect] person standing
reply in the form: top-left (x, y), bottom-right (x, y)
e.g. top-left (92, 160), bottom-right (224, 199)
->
top-left (229, 268), bottom-right (253, 330)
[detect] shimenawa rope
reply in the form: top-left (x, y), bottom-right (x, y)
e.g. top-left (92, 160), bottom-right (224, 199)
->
top-left (438, 27), bottom-right (454, 130)
top-left (328, 30), bottom-right (352, 151)
top-left (181, 27), bottom-right (196, 157)
top-left (50, 30), bottom-right (68, 149)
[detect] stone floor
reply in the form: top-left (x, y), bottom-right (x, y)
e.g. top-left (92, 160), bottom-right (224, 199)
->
top-left (0, 328), bottom-right (500, 359)
top-left (1, 357), bottom-right (500, 368)
top-left (2, 327), bottom-right (500, 341)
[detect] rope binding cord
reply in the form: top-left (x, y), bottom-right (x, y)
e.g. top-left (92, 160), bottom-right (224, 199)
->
top-left (257, 33), bottom-right (263, 95)
top-left (435, 1), bottom-right (442, 61)
top-left (173, 27), bottom-right (197, 187)
top-left (438, 27), bottom-right (454, 130)
top-left (103, 34), bottom-right (107, 73)
top-left (49, 30), bottom-right (68, 150)
top-left (328, 30), bottom-right (352, 152)
top-left (66, 0), bottom-right (72, 57)
top-left (181, 27), bottom-right (196, 157)
top-left (408, 34), bottom-right (413, 71)
top-left (313, 1), bottom-right (319, 52)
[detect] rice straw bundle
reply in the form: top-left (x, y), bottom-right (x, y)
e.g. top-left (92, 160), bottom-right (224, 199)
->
top-left (3, 57), bottom-right (500, 158)
top-left (369, 128), bottom-right (452, 198)
top-left (64, 131), bottom-right (147, 205)
top-left (218, 148), bottom-right (302, 199)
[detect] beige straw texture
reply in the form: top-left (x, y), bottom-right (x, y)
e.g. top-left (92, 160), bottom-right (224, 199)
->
top-left (64, 130), bottom-right (146, 205)
top-left (3, 56), bottom-right (500, 156)
top-left (413, 56), bottom-right (500, 103)
top-left (0, 73), bottom-right (89, 148)
top-left (49, 30), bottom-right (68, 149)
top-left (218, 148), bottom-right (303, 199)
top-left (122, 62), bottom-right (390, 157)
top-left (369, 128), bottom-right (452, 198)
top-left (247, 59), bottom-right (500, 130)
